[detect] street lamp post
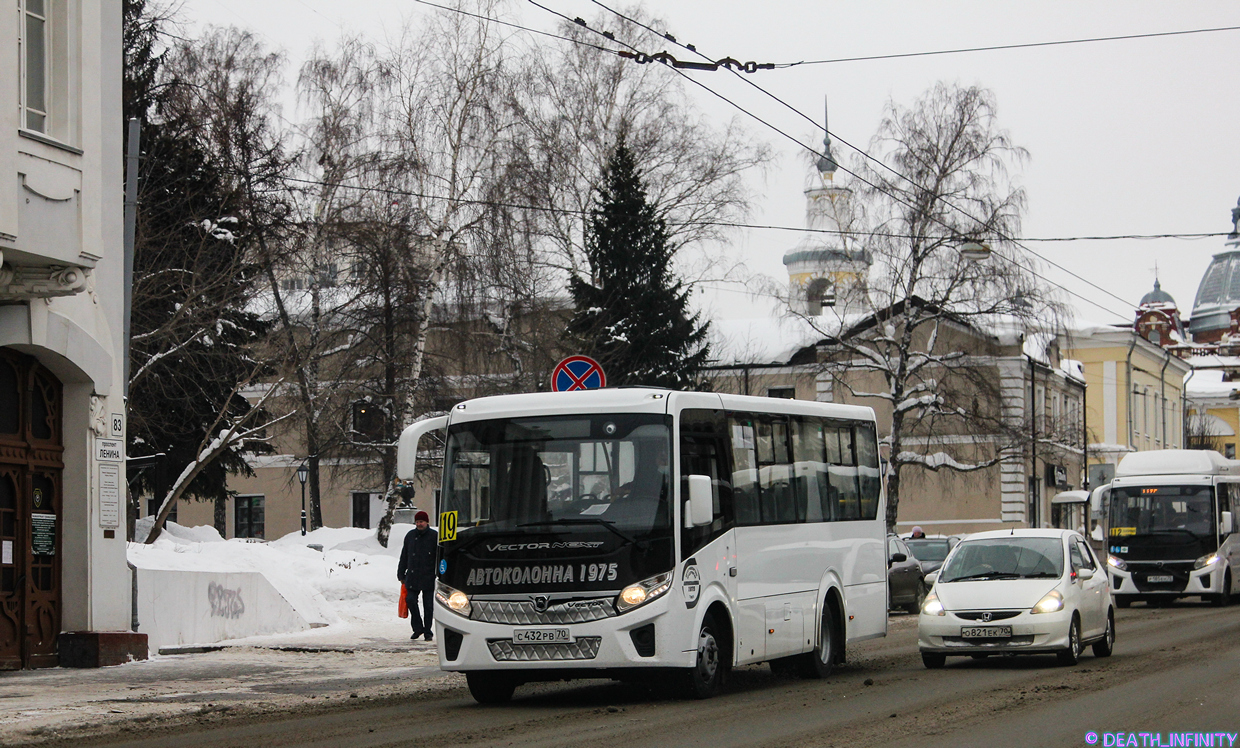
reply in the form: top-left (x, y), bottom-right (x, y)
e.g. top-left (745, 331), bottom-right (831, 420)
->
top-left (297, 463), bottom-right (309, 536)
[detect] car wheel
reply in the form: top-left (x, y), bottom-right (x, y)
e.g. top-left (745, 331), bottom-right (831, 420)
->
top-left (679, 613), bottom-right (725, 699)
top-left (904, 581), bottom-right (927, 615)
top-left (797, 606), bottom-right (837, 679)
top-left (1116, 597), bottom-right (1132, 609)
top-left (466, 672), bottom-right (518, 704)
top-left (922, 652), bottom-right (946, 669)
top-left (1057, 615), bottom-right (1082, 666)
top-left (1092, 609), bottom-right (1115, 657)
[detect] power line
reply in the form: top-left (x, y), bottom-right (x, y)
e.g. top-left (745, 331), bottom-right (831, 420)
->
top-left (409, 0), bottom-right (620, 53)
top-left (777, 24), bottom-right (1240, 67)
top-left (581, 0), bottom-right (1144, 318)
top-left (278, 175), bottom-right (1227, 244)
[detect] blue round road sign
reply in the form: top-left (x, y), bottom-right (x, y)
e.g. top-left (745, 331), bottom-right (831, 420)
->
top-left (552, 355), bottom-right (607, 392)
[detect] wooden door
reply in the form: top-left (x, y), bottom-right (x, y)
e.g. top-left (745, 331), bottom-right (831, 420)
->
top-left (0, 350), bottom-right (63, 669)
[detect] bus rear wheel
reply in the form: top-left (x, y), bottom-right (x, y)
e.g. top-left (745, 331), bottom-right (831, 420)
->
top-left (679, 613), bottom-right (725, 699)
top-left (466, 672), bottom-right (518, 704)
top-left (798, 606), bottom-right (837, 679)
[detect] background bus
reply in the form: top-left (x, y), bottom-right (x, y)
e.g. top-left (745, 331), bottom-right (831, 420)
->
top-left (397, 388), bottom-right (888, 703)
top-left (1102, 449), bottom-right (1239, 606)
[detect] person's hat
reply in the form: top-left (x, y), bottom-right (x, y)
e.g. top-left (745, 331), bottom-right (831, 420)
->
top-left (414, 510), bottom-right (430, 523)
top-left (911, 526), bottom-right (924, 536)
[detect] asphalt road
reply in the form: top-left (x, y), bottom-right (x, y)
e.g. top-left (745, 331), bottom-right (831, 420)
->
top-left (42, 601), bottom-right (1240, 748)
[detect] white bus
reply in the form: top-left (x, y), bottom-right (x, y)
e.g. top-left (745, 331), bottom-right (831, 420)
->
top-left (397, 388), bottom-right (888, 703)
top-left (1103, 449), bottom-right (1239, 607)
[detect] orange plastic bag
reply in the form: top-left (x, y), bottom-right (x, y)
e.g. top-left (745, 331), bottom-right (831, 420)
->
top-left (398, 585), bottom-right (409, 619)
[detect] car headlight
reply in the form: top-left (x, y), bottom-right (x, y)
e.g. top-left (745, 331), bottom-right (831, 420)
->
top-left (435, 580), bottom-right (471, 617)
top-left (1194, 553), bottom-right (1220, 570)
top-left (1107, 555), bottom-right (1128, 572)
top-left (616, 572), bottom-right (673, 613)
top-left (1031, 589), bottom-right (1064, 614)
top-left (921, 592), bottom-right (945, 616)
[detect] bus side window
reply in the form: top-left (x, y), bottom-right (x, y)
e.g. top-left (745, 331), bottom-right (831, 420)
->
top-left (855, 422), bottom-right (881, 521)
top-left (827, 424), bottom-right (861, 520)
top-left (792, 416), bottom-right (829, 523)
top-left (729, 415), bottom-right (761, 525)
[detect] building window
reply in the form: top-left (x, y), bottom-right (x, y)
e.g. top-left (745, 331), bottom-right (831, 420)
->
top-left (352, 400), bottom-right (385, 442)
top-left (1226, 444), bottom-right (1236, 460)
top-left (235, 495), bottom-right (265, 539)
top-left (767, 387), bottom-right (796, 399)
top-left (20, 0), bottom-right (49, 133)
top-left (146, 497), bottom-right (177, 523)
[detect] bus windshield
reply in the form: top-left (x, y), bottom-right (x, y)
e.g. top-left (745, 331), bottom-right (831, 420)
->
top-left (1108, 485), bottom-right (1215, 538)
top-left (443, 413), bottom-right (673, 537)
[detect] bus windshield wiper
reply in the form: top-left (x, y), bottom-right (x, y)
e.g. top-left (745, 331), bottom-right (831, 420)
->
top-left (518, 518), bottom-right (647, 550)
top-left (943, 572), bottom-right (1023, 582)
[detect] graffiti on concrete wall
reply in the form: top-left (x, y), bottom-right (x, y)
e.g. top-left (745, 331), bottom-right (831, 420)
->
top-left (208, 581), bottom-right (246, 619)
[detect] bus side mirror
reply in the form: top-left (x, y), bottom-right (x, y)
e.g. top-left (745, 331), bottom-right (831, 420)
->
top-left (1222, 511), bottom-right (1234, 535)
top-left (686, 475), bottom-right (713, 528)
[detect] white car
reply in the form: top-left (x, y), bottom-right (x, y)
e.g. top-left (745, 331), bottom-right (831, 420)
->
top-left (917, 529), bottom-right (1114, 667)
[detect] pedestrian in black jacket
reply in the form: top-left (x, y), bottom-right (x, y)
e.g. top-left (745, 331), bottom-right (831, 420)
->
top-left (397, 511), bottom-right (437, 641)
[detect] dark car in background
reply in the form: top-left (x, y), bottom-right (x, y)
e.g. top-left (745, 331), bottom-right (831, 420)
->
top-left (888, 535), bottom-right (927, 614)
top-left (905, 537), bottom-right (954, 576)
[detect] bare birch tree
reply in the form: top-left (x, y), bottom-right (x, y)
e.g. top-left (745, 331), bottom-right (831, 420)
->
top-left (802, 83), bottom-right (1067, 531)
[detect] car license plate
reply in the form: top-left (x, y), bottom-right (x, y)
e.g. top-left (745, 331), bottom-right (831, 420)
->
top-left (960, 626), bottom-right (1012, 638)
top-left (513, 628), bottom-right (570, 644)
top-left (1147, 574), bottom-right (1174, 583)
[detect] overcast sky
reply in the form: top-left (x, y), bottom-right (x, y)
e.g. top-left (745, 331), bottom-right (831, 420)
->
top-left (183, 0), bottom-right (1240, 327)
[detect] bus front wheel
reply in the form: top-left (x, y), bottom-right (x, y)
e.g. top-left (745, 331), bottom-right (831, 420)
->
top-left (679, 613), bottom-right (725, 699)
top-left (466, 672), bottom-right (517, 704)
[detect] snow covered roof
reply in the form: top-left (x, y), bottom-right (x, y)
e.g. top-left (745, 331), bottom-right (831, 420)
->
top-left (708, 315), bottom-right (826, 365)
top-left (1184, 367), bottom-right (1240, 399)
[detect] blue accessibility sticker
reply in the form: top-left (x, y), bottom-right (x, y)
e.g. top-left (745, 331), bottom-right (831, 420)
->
top-left (439, 559), bottom-right (447, 574)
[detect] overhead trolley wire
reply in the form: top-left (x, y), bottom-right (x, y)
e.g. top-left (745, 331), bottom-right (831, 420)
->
top-left (778, 24), bottom-right (1240, 67)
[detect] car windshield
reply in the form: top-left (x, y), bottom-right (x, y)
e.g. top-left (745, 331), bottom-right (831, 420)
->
top-left (939, 537), bottom-right (1064, 582)
top-left (905, 539), bottom-right (951, 563)
top-left (442, 413), bottom-right (673, 536)
top-left (1108, 485), bottom-right (1215, 538)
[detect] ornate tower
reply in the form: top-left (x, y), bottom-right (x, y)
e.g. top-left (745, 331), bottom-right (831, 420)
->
top-left (783, 99), bottom-right (870, 317)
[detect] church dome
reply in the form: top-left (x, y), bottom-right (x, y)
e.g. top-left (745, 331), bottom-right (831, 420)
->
top-left (1190, 249), bottom-right (1240, 335)
top-left (1139, 279), bottom-right (1175, 308)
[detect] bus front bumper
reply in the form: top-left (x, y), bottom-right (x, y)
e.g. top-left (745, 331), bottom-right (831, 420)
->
top-left (1107, 563), bottom-right (1222, 598)
top-left (433, 595), bottom-right (696, 672)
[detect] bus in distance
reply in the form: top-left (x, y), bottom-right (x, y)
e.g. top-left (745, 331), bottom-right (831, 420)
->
top-left (1102, 449), bottom-right (1239, 607)
top-left (396, 388), bottom-right (888, 703)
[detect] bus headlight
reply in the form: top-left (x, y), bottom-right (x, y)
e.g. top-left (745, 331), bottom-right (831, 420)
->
top-left (921, 593), bottom-right (945, 616)
top-left (1194, 553), bottom-right (1220, 570)
top-left (1107, 555), bottom-right (1127, 571)
top-left (435, 581), bottom-right (471, 617)
top-left (1031, 589), bottom-right (1064, 614)
top-left (616, 572), bottom-right (673, 613)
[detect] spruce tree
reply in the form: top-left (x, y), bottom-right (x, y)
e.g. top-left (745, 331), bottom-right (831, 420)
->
top-left (566, 141), bottom-right (711, 389)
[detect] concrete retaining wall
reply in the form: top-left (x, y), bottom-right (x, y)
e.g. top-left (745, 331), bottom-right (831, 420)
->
top-left (135, 569), bottom-right (310, 653)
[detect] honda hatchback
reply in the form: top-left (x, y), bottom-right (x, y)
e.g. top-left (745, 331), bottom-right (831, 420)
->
top-left (918, 529), bottom-right (1114, 667)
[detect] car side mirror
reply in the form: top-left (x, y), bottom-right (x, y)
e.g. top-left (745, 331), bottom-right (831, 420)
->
top-left (685, 475), bottom-right (713, 528)
top-left (924, 571), bottom-right (938, 586)
top-left (1222, 510), bottom-right (1234, 536)
top-left (1076, 568), bottom-right (1095, 581)
top-left (890, 553), bottom-right (907, 564)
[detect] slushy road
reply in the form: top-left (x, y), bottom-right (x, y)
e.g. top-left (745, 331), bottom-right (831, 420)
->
top-left (42, 602), bottom-right (1240, 748)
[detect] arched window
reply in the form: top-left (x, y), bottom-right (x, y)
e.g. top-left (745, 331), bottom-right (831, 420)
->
top-left (806, 277), bottom-right (835, 314)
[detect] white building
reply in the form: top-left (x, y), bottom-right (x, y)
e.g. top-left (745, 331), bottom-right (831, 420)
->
top-left (1, 1), bottom-right (141, 668)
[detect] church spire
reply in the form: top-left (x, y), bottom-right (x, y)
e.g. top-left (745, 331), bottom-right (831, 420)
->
top-left (816, 96), bottom-right (838, 179)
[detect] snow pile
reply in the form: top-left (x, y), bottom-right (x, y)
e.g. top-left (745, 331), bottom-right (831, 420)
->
top-left (129, 521), bottom-right (421, 644)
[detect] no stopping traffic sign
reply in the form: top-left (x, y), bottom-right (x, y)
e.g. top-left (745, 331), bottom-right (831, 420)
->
top-left (551, 355), bottom-right (606, 392)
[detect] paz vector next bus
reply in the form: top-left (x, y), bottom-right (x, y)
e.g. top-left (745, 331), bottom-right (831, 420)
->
top-left (396, 388), bottom-right (888, 703)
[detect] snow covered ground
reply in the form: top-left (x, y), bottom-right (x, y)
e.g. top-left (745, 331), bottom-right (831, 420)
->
top-left (128, 521), bottom-right (423, 649)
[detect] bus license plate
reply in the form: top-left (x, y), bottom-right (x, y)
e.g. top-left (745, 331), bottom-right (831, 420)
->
top-left (513, 628), bottom-right (570, 644)
top-left (1146, 575), bottom-right (1174, 583)
top-left (960, 626), bottom-right (1012, 639)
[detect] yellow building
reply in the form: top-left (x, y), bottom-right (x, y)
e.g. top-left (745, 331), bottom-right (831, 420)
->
top-left (1062, 324), bottom-right (1190, 488)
